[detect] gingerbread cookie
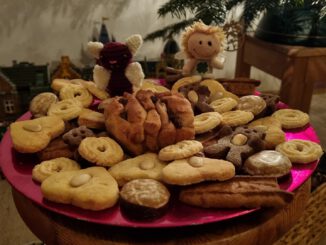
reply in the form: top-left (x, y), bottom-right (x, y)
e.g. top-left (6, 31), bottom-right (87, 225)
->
top-left (37, 137), bottom-right (75, 161)
top-left (276, 140), bottom-right (323, 164)
top-left (259, 93), bottom-right (280, 116)
top-left (78, 137), bottom-right (124, 167)
top-left (10, 116), bottom-right (65, 153)
top-left (41, 167), bottom-right (119, 211)
top-left (32, 157), bottom-right (80, 183)
top-left (29, 92), bottom-right (58, 118)
top-left (272, 109), bottom-right (310, 129)
top-left (158, 140), bottom-right (203, 161)
top-left (204, 126), bottom-right (265, 170)
top-left (162, 156), bottom-right (235, 185)
top-left (108, 153), bottom-right (167, 186)
top-left (243, 150), bottom-right (292, 177)
top-left (62, 126), bottom-right (95, 147)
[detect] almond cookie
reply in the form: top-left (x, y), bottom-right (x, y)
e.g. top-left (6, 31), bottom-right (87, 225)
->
top-left (10, 116), bottom-right (65, 153)
top-left (179, 176), bottom-right (294, 208)
top-left (194, 112), bottom-right (222, 134)
top-left (108, 153), bottom-right (167, 187)
top-left (209, 97), bottom-right (238, 113)
top-left (29, 92), bottom-right (58, 118)
top-left (158, 140), bottom-right (203, 161)
top-left (120, 179), bottom-right (170, 220)
top-left (276, 140), bottom-right (323, 164)
top-left (272, 109), bottom-right (310, 129)
top-left (78, 137), bottom-right (124, 167)
top-left (221, 110), bottom-right (254, 127)
top-left (248, 116), bottom-right (286, 149)
top-left (41, 167), bottom-right (119, 211)
top-left (162, 156), bottom-right (235, 185)
top-left (59, 84), bottom-right (93, 108)
top-left (243, 150), bottom-right (292, 177)
top-left (236, 95), bottom-right (266, 116)
top-left (47, 99), bottom-right (83, 121)
top-left (77, 108), bottom-right (105, 130)
top-left (32, 157), bottom-right (80, 183)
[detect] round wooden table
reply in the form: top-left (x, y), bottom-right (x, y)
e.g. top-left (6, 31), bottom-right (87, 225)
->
top-left (12, 179), bottom-right (311, 245)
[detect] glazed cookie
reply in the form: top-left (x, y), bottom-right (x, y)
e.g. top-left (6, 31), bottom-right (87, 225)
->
top-left (243, 150), bottom-right (292, 177)
top-left (276, 140), bottom-right (323, 164)
top-left (32, 157), bottom-right (80, 183)
top-left (236, 95), bottom-right (266, 116)
top-left (221, 110), bottom-right (254, 127)
top-left (162, 156), bottom-right (235, 185)
top-left (78, 137), bottom-right (124, 166)
top-left (41, 167), bottom-right (119, 211)
top-left (194, 112), bottom-right (222, 134)
top-left (10, 116), bottom-right (65, 153)
top-left (209, 97), bottom-right (238, 113)
top-left (62, 126), bottom-right (95, 147)
top-left (108, 153), bottom-right (167, 186)
top-left (204, 126), bottom-right (265, 170)
top-left (120, 179), bottom-right (170, 220)
top-left (248, 116), bottom-right (286, 149)
top-left (47, 99), bottom-right (83, 121)
top-left (59, 84), bottom-right (93, 108)
top-left (37, 137), bottom-right (75, 161)
top-left (29, 92), bottom-right (58, 118)
top-left (158, 140), bottom-right (203, 161)
top-left (77, 108), bottom-right (105, 130)
top-left (272, 109), bottom-right (310, 129)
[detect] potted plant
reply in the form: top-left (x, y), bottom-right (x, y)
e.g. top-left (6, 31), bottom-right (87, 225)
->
top-left (145, 0), bottom-right (326, 47)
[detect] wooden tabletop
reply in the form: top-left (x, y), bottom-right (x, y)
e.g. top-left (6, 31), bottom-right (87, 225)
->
top-left (12, 179), bottom-right (311, 245)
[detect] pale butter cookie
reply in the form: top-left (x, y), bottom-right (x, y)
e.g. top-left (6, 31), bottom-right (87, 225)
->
top-left (209, 97), bottom-right (238, 113)
top-left (272, 109), bottom-right (310, 129)
top-left (47, 99), bottom-right (83, 121)
top-left (158, 140), bottom-right (203, 161)
top-left (236, 95), bottom-right (266, 116)
top-left (194, 112), bottom-right (222, 134)
top-left (29, 92), bottom-right (58, 118)
top-left (59, 84), bottom-right (93, 108)
top-left (221, 110), bottom-right (254, 127)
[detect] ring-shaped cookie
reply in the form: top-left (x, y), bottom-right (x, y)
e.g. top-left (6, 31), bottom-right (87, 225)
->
top-left (210, 97), bottom-right (238, 113)
top-left (194, 112), bottom-right (222, 134)
top-left (158, 140), bottom-right (203, 161)
top-left (78, 137), bottom-right (124, 166)
top-left (272, 109), bottom-right (310, 129)
top-left (32, 157), bottom-right (80, 183)
top-left (60, 84), bottom-right (93, 107)
top-left (276, 139), bottom-right (323, 164)
top-left (221, 110), bottom-right (254, 127)
top-left (236, 95), bottom-right (266, 116)
top-left (47, 99), bottom-right (83, 121)
top-left (171, 75), bottom-right (202, 93)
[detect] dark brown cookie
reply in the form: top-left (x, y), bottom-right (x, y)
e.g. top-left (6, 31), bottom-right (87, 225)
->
top-left (37, 137), bottom-right (75, 161)
top-left (204, 126), bottom-right (265, 171)
top-left (62, 126), bottom-right (95, 147)
top-left (260, 93), bottom-right (280, 116)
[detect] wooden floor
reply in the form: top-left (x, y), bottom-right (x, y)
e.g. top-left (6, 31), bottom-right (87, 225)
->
top-left (0, 93), bottom-right (325, 245)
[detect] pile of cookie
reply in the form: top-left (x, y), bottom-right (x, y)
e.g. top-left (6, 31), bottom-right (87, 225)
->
top-left (9, 77), bottom-right (323, 221)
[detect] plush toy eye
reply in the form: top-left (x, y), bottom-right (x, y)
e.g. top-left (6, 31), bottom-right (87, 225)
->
top-left (208, 41), bottom-right (212, 46)
top-left (199, 41), bottom-right (202, 45)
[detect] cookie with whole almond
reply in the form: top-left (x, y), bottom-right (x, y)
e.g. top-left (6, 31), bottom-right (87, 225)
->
top-left (10, 116), bottom-right (65, 153)
top-left (41, 166), bottom-right (119, 211)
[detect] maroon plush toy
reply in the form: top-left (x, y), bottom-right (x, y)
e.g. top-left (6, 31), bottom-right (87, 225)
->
top-left (87, 34), bottom-right (144, 97)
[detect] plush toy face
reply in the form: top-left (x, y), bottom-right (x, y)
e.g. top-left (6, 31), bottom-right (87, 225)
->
top-left (99, 42), bottom-right (132, 70)
top-left (187, 32), bottom-right (220, 60)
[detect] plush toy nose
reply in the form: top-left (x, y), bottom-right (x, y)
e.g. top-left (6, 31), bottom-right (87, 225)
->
top-left (109, 60), bottom-right (117, 64)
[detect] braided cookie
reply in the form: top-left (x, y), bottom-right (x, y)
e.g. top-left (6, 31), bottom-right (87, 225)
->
top-left (47, 99), bottom-right (83, 121)
top-left (210, 97), bottom-right (238, 113)
top-left (78, 137), bottom-right (124, 166)
top-left (194, 112), bottom-right (222, 134)
top-left (158, 140), bottom-right (203, 161)
top-left (221, 110), bottom-right (254, 127)
top-left (59, 84), bottom-right (93, 107)
top-left (272, 109), bottom-right (310, 129)
top-left (276, 140), bottom-right (323, 164)
top-left (32, 157), bottom-right (80, 183)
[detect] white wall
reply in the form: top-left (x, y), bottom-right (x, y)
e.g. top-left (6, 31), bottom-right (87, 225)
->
top-left (0, 0), bottom-right (280, 91)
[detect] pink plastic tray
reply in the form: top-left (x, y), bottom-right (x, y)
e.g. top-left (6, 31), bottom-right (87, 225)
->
top-left (0, 111), bottom-right (319, 228)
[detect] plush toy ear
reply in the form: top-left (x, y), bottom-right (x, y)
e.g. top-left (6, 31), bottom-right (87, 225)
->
top-left (87, 42), bottom-right (104, 59)
top-left (125, 34), bottom-right (143, 55)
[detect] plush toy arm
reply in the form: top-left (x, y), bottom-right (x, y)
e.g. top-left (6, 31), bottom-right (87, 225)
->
top-left (125, 62), bottom-right (144, 89)
top-left (210, 55), bottom-right (225, 69)
top-left (93, 65), bottom-right (111, 90)
top-left (182, 58), bottom-right (198, 75)
top-left (87, 42), bottom-right (104, 59)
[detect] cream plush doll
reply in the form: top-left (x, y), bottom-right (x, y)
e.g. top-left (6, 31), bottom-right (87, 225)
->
top-left (87, 34), bottom-right (144, 97)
